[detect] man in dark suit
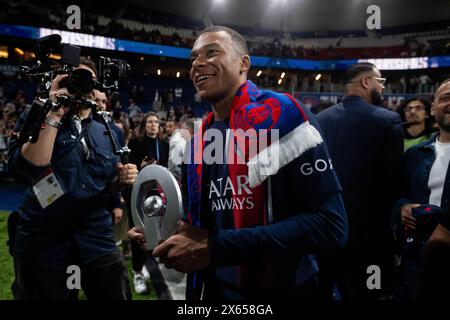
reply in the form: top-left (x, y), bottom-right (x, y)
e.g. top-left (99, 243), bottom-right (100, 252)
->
top-left (317, 62), bottom-right (404, 299)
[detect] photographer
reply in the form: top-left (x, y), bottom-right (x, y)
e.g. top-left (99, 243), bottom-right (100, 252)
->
top-left (391, 79), bottom-right (450, 299)
top-left (8, 57), bottom-right (138, 300)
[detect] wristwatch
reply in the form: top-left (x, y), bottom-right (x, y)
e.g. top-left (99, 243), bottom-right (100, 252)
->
top-left (44, 116), bottom-right (62, 129)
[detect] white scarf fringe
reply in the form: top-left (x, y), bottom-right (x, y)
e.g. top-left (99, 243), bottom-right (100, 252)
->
top-left (247, 121), bottom-right (323, 188)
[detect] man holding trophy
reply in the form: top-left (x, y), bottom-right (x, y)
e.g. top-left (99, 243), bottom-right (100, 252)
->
top-left (129, 26), bottom-right (348, 300)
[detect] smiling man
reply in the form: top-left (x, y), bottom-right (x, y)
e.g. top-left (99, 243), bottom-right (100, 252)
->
top-left (391, 79), bottom-right (450, 299)
top-left (129, 25), bottom-right (348, 300)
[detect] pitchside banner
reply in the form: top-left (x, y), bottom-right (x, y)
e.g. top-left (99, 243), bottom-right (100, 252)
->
top-left (295, 92), bottom-right (434, 110)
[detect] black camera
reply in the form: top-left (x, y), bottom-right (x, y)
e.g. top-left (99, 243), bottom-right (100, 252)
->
top-left (15, 34), bottom-right (130, 145)
top-left (98, 56), bottom-right (130, 91)
top-left (19, 34), bottom-right (130, 97)
top-left (18, 34), bottom-right (82, 97)
top-left (57, 68), bottom-right (95, 95)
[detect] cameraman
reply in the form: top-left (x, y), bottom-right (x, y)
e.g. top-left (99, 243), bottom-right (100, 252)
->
top-left (391, 79), bottom-right (450, 299)
top-left (8, 57), bottom-right (138, 300)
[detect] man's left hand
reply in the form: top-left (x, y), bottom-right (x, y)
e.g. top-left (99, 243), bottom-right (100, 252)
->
top-left (112, 207), bottom-right (123, 225)
top-left (117, 163), bottom-right (138, 185)
top-left (153, 221), bottom-right (210, 273)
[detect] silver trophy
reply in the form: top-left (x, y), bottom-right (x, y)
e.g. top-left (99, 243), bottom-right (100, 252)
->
top-left (131, 165), bottom-right (183, 250)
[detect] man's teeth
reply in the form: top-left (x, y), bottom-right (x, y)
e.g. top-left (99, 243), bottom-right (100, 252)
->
top-left (197, 75), bottom-right (213, 83)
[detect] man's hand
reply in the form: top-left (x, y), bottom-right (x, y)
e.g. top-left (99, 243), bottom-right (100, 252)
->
top-left (141, 156), bottom-right (157, 169)
top-left (112, 207), bottom-right (123, 225)
top-left (153, 221), bottom-right (210, 273)
top-left (117, 162), bottom-right (138, 185)
top-left (47, 74), bottom-right (72, 119)
top-left (401, 203), bottom-right (420, 229)
top-left (127, 227), bottom-right (149, 251)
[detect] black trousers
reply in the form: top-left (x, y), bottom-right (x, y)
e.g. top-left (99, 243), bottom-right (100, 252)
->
top-left (15, 251), bottom-right (131, 300)
top-left (124, 188), bottom-right (148, 273)
top-left (416, 242), bottom-right (450, 299)
top-left (320, 246), bottom-right (395, 300)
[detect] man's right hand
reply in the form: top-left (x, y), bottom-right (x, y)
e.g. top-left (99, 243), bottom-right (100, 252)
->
top-left (401, 203), bottom-right (420, 229)
top-left (48, 74), bottom-right (71, 119)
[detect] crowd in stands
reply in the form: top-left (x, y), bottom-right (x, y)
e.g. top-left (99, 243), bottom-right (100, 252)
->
top-left (0, 69), bottom-right (445, 176)
top-left (2, 0), bottom-right (450, 60)
top-left (253, 71), bottom-right (440, 96)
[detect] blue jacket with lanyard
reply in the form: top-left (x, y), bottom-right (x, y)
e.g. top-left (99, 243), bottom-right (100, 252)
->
top-left (8, 110), bottom-right (120, 269)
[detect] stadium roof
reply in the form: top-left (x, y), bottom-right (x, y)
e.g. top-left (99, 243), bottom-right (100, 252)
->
top-left (121, 0), bottom-right (450, 32)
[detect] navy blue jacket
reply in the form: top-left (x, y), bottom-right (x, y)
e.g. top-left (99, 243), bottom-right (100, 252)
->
top-left (390, 134), bottom-right (449, 298)
top-left (8, 111), bottom-right (120, 268)
top-left (317, 95), bottom-right (404, 250)
top-left (183, 103), bottom-right (348, 300)
top-left (392, 133), bottom-right (450, 228)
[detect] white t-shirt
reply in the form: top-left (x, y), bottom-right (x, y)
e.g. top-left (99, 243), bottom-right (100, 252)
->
top-left (168, 130), bottom-right (187, 180)
top-left (428, 138), bottom-right (450, 206)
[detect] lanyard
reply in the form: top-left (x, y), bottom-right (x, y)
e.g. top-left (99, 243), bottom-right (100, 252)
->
top-left (156, 139), bottom-right (160, 162)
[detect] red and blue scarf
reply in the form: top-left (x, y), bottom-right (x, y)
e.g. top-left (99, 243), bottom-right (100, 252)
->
top-left (186, 80), bottom-right (323, 229)
top-left (185, 80), bottom-right (323, 299)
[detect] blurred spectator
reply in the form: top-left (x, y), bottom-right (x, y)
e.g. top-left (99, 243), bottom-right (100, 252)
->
top-left (127, 98), bottom-right (142, 118)
top-left (396, 97), bottom-right (436, 150)
top-left (419, 74), bottom-right (431, 93)
top-left (409, 75), bottom-right (419, 93)
top-left (164, 119), bottom-right (176, 140)
top-left (400, 76), bottom-right (407, 93)
top-left (167, 106), bottom-right (177, 122)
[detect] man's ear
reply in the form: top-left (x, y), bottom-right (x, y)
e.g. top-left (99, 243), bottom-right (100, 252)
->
top-left (361, 77), bottom-right (370, 90)
top-left (239, 55), bottom-right (250, 74)
top-left (431, 103), bottom-right (435, 116)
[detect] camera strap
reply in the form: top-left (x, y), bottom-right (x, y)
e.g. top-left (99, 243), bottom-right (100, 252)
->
top-left (51, 119), bottom-right (89, 164)
top-left (73, 116), bottom-right (92, 159)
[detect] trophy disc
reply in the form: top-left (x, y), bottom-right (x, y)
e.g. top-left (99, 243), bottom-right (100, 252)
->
top-left (131, 165), bottom-right (183, 250)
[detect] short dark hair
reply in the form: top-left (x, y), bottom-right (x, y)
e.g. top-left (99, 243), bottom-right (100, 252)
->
top-left (344, 62), bottom-right (377, 84)
top-left (198, 25), bottom-right (249, 55)
top-left (397, 96), bottom-right (432, 121)
top-left (80, 56), bottom-right (97, 77)
top-left (439, 78), bottom-right (450, 87)
top-left (396, 96), bottom-right (435, 135)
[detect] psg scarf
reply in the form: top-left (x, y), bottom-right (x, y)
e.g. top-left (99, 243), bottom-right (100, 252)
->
top-left (185, 80), bottom-right (323, 299)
